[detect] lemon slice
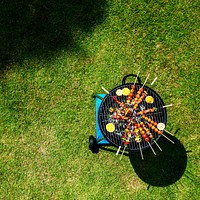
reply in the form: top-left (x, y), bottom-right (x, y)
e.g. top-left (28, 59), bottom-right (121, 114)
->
top-left (122, 88), bottom-right (130, 96)
top-left (145, 96), bottom-right (154, 104)
top-left (116, 89), bottom-right (122, 96)
top-left (135, 136), bottom-right (141, 143)
top-left (157, 123), bottom-right (165, 130)
top-left (106, 123), bottom-right (115, 132)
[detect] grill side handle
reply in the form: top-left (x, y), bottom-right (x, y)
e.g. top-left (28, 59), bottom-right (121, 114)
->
top-left (122, 74), bottom-right (142, 85)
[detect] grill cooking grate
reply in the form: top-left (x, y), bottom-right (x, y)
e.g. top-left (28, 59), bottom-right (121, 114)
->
top-left (98, 83), bottom-right (167, 152)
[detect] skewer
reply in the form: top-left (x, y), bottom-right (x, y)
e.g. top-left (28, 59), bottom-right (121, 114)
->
top-left (154, 140), bottom-right (162, 151)
top-left (116, 146), bottom-right (121, 156)
top-left (101, 86), bottom-right (109, 94)
top-left (157, 122), bottom-right (175, 144)
top-left (150, 77), bottom-right (158, 86)
top-left (162, 104), bottom-right (173, 108)
top-left (120, 146), bottom-right (126, 160)
top-left (148, 142), bottom-right (156, 155)
top-left (164, 129), bottom-right (174, 136)
top-left (161, 133), bottom-right (175, 144)
top-left (142, 73), bottom-right (150, 88)
top-left (157, 123), bottom-right (174, 136)
top-left (134, 71), bottom-right (140, 84)
top-left (139, 142), bottom-right (144, 160)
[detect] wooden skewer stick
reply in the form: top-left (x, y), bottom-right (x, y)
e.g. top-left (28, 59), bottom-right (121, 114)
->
top-left (161, 134), bottom-right (175, 144)
top-left (139, 142), bottom-right (144, 160)
top-left (116, 146), bottom-right (121, 156)
top-left (120, 146), bottom-right (126, 160)
top-left (142, 73), bottom-right (150, 88)
top-left (134, 71), bottom-right (140, 84)
top-left (162, 104), bottom-right (173, 108)
top-left (157, 123), bottom-right (175, 141)
top-left (148, 142), bottom-right (156, 155)
top-left (150, 77), bottom-right (158, 86)
top-left (154, 140), bottom-right (162, 151)
top-left (164, 129), bottom-right (174, 136)
top-left (101, 86), bottom-right (109, 94)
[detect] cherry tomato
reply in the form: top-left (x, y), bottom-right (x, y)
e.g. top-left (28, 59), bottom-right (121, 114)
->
top-left (142, 133), bottom-right (147, 138)
top-left (135, 94), bottom-right (139, 99)
top-left (154, 128), bottom-right (158, 133)
top-left (148, 123), bottom-right (152, 128)
top-left (139, 88), bottom-right (144, 92)
top-left (116, 115), bottom-right (120, 120)
top-left (124, 141), bottom-right (129, 145)
top-left (129, 92), bottom-right (134, 97)
top-left (137, 91), bottom-right (142, 95)
top-left (127, 96), bottom-right (132, 100)
top-left (131, 85), bottom-right (135, 89)
top-left (144, 137), bottom-right (149, 142)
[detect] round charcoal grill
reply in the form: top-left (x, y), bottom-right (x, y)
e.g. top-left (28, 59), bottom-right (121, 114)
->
top-left (98, 74), bottom-right (167, 152)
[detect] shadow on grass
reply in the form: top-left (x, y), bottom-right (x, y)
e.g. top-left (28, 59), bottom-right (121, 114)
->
top-left (129, 133), bottom-right (187, 187)
top-left (0, 0), bottom-right (107, 68)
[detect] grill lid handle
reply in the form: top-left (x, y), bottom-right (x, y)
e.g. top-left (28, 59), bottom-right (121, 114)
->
top-left (122, 74), bottom-right (142, 85)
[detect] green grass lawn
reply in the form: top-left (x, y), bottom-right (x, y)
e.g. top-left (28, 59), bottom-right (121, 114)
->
top-left (0, 0), bottom-right (199, 199)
